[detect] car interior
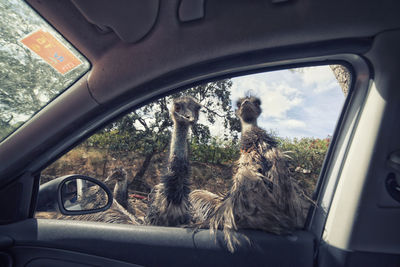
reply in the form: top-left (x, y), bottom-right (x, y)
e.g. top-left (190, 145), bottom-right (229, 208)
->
top-left (1, 0), bottom-right (400, 266)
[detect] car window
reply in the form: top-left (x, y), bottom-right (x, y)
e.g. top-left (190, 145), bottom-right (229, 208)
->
top-left (0, 0), bottom-right (90, 142)
top-left (36, 65), bottom-right (349, 227)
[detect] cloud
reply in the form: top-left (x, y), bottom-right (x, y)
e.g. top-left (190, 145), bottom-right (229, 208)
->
top-left (300, 66), bottom-right (338, 94)
top-left (229, 67), bottom-right (345, 138)
top-left (259, 84), bottom-right (303, 119)
top-left (279, 119), bottom-right (306, 129)
top-left (231, 73), bottom-right (304, 120)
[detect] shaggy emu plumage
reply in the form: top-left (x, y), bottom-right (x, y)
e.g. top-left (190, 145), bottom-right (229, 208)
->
top-left (104, 167), bottom-right (129, 209)
top-left (104, 167), bottom-right (146, 223)
top-left (191, 96), bottom-right (303, 252)
top-left (146, 96), bottom-right (201, 226)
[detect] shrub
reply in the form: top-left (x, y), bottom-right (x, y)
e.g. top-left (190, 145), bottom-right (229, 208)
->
top-left (190, 136), bottom-right (240, 165)
top-left (278, 136), bottom-right (331, 195)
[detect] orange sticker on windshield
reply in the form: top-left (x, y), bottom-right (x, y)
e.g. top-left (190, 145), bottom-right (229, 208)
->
top-left (20, 29), bottom-right (82, 75)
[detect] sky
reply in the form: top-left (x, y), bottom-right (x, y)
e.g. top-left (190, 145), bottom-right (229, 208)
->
top-left (204, 65), bottom-right (346, 139)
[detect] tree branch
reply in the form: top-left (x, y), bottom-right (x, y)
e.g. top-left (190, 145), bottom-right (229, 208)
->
top-left (134, 111), bottom-right (150, 131)
top-left (203, 105), bottom-right (226, 118)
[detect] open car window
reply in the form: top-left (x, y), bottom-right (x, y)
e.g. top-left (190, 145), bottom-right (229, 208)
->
top-left (0, 0), bottom-right (90, 142)
top-left (36, 64), bottom-right (349, 228)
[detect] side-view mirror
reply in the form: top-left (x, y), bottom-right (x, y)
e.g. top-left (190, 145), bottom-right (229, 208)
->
top-left (37, 175), bottom-right (113, 215)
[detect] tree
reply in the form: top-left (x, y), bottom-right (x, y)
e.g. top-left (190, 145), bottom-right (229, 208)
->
top-left (86, 80), bottom-right (239, 191)
top-left (330, 65), bottom-right (351, 96)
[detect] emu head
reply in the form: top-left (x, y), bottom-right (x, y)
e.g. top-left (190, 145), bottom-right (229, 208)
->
top-left (236, 96), bottom-right (262, 124)
top-left (104, 167), bottom-right (127, 184)
top-left (171, 96), bottom-right (201, 125)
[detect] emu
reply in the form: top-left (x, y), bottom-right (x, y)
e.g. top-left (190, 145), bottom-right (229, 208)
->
top-left (191, 96), bottom-right (303, 252)
top-left (104, 167), bottom-right (147, 222)
top-left (146, 96), bottom-right (201, 226)
top-left (104, 167), bottom-right (132, 214)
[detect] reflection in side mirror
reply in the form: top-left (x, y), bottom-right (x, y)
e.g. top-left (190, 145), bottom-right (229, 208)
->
top-left (61, 179), bottom-right (109, 212)
top-left (58, 176), bottom-right (113, 215)
top-left (38, 174), bottom-right (113, 215)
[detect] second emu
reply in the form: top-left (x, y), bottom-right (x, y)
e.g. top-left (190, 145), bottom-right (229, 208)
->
top-left (146, 96), bottom-right (201, 226)
top-left (191, 96), bottom-right (303, 252)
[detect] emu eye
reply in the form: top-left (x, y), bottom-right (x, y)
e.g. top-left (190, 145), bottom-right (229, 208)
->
top-left (174, 103), bottom-right (181, 112)
top-left (236, 101), bottom-right (241, 108)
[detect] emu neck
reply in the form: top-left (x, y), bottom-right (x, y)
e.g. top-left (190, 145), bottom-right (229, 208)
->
top-left (170, 122), bottom-right (189, 161)
top-left (162, 121), bottom-right (191, 205)
top-left (114, 180), bottom-right (128, 207)
top-left (241, 119), bottom-right (258, 135)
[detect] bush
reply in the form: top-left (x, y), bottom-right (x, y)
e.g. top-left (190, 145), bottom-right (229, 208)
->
top-left (279, 137), bottom-right (330, 173)
top-left (190, 136), bottom-right (240, 165)
top-left (278, 137), bottom-right (331, 195)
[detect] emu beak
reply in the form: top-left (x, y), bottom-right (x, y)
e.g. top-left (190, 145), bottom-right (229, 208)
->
top-left (174, 111), bottom-right (196, 123)
top-left (188, 115), bottom-right (196, 123)
top-left (104, 176), bottom-right (113, 185)
top-left (241, 99), bottom-right (256, 112)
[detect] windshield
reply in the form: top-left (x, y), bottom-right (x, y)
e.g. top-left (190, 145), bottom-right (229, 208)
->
top-left (0, 0), bottom-right (90, 142)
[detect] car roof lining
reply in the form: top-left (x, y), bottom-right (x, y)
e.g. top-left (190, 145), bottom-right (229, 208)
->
top-left (71, 0), bottom-right (160, 43)
top-left (27, 0), bottom-right (400, 104)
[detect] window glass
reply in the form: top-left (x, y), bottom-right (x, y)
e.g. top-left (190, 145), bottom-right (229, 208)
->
top-left (37, 65), bottom-right (349, 226)
top-left (0, 0), bottom-right (90, 142)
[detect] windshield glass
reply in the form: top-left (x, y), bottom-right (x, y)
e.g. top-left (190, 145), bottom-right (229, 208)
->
top-left (0, 0), bottom-right (90, 142)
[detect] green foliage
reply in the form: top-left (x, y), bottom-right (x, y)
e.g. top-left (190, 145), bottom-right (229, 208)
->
top-left (190, 137), bottom-right (240, 165)
top-left (278, 137), bottom-right (330, 174)
top-left (278, 136), bottom-right (331, 195)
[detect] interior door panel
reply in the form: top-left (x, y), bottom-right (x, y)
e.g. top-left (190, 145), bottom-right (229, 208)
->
top-left (12, 247), bottom-right (142, 267)
top-left (0, 219), bottom-right (315, 267)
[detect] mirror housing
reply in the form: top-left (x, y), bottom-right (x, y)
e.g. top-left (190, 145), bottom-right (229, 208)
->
top-left (37, 174), bottom-right (113, 215)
